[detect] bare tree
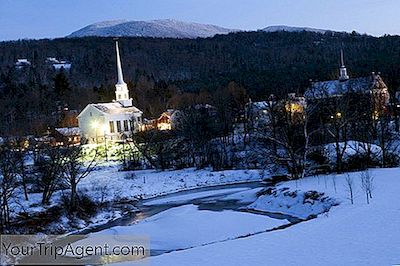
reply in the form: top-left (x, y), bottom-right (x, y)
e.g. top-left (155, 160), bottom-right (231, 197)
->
top-left (356, 89), bottom-right (397, 168)
top-left (345, 174), bottom-right (354, 204)
top-left (15, 147), bottom-right (29, 201)
top-left (176, 106), bottom-right (219, 168)
top-left (260, 95), bottom-right (308, 179)
top-left (373, 109), bottom-right (399, 167)
top-left (0, 146), bottom-right (19, 231)
top-left (323, 95), bottom-right (353, 173)
top-left (36, 145), bottom-right (65, 205)
top-left (131, 131), bottom-right (158, 169)
top-left (301, 100), bottom-right (322, 179)
top-left (306, 84), bottom-right (360, 173)
top-left (62, 146), bottom-right (97, 212)
top-left (360, 170), bottom-right (374, 204)
top-left (213, 82), bottom-right (248, 146)
top-left (131, 130), bottom-right (178, 170)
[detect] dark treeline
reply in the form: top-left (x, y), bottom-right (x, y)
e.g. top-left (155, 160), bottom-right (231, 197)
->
top-left (1, 30), bottom-right (400, 135)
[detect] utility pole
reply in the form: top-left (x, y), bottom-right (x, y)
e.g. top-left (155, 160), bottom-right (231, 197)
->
top-left (104, 131), bottom-right (108, 161)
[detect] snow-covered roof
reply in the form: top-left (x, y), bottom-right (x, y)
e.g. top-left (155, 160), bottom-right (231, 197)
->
top-left (15, 59), bottom-right (31, 65)
top-left (53, 62), bottom-right (72, 70)
top-left (17, 59), bottom-right (30, 63)
top-left (55, 127), bottom-right (80, 136)
top-left (159, 109), bottom-right (176, 117)
top-left (46, 57), bottom-right (59, 63)
top-left (46, 58), bottom-right (72, 69)
top-left (92, 102), bottom-right (142, 115)
top-left (305, 74), bottom-right (387, 100)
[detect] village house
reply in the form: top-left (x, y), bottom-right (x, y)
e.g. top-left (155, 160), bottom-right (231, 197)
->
top-left (46, 57), bottom-right (72, 70)
top-left (77, 41), bottom-right (143, 144)
top-left (245, 99), bottom-right (271, 129)
top-left (15, 59), bottom-right (31, 70)
top-left (52, 127), bottom-right (81, 146)
top-left (155, 110), bottom-right (176, 130)
top-left (245, 93), bottom-right (306, 128)
top-left (284, 93), bottom-right (306, 123)
top-left (141, 109), bottom-right (179, 131)
top-left (54, 105), bottom-right (79, 128)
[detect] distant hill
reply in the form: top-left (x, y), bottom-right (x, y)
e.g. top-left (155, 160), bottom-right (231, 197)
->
top-left (262, 25), bottom-right (332, 34)
top-left (68, 19), bottom-right (237, 39)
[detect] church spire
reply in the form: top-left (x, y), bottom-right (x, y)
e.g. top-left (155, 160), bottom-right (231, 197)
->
top-left (115, 40), bottom-right (126, 85)
top-left (114, 40), bottom-right (132, 107)
top-left (339, 49), bottom-right (349, 81)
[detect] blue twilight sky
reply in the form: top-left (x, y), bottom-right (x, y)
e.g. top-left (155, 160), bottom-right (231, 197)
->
top-left (0, 0), bottom-right (399, 41)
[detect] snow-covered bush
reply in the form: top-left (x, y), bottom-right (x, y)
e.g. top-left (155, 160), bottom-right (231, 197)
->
top-left (248, 187), bottom-right (337, 220)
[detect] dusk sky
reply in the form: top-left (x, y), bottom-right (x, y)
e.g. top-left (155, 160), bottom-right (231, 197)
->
top-left (1, 0), bottom-right (399, 41)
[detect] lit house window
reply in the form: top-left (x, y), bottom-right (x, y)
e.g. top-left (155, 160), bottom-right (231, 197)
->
top-left (123, 120), bottom-right (129, 132)
top-left (109, 121), bottom-right (115, 133)
top-left (116, 121), bottom-right (122, 132)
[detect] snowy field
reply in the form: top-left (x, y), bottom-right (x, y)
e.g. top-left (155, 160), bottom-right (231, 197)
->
top-left (141, 168), bottom-right (400, 266)
top-left (79, 165), bottom-right (264, 201)
top-left (74, 204), bottom-right (288, 252)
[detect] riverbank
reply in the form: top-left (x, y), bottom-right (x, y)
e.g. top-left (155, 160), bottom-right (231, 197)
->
top-left (10, 164), bottom-right (266, 234)
top-left (145, 168), bottom-right (400, 266)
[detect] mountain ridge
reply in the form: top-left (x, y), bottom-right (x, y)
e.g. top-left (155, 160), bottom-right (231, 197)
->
top-left (68, 19), bottom-right (237, 39)
top-left (68, 19), bottom-right (357, 39)
top-left (262, 25), bottom-right (330, 34)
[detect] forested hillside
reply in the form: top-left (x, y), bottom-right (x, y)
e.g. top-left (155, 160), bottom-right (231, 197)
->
top-left (1, 30), bottom-right (400, 135)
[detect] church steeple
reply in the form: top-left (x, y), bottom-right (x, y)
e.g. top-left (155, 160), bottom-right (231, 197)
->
top-left (116, 40), bottom-right (125, 85)
top-left (114, 40), bottom-right (132, 107)
top-left (339, 49), bottom-right (349, 81)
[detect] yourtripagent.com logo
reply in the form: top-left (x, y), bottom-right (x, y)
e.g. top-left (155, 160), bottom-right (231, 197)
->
top-left (1, 234), bottom-right (149, 265)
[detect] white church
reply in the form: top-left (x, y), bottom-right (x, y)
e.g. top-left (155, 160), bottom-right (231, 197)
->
top-left (78, 41), bottom-right (143, 144)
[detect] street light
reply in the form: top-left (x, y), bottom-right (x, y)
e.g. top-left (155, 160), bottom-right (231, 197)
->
top-left (102, 124), bottom-right (108, 162)
top-left (91, 120), bottom-right (108, 161)
top-left (91, 120), bottom-right (99, 144)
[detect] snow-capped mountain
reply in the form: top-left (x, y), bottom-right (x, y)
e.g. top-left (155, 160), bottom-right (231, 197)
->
top-left (262, 25), bottom-right (329, 34)
top-left (68, 19), bottom-right (236, 39)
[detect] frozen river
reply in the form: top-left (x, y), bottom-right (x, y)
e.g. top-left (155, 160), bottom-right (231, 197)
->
top-left (76, 181), bottom-right (301, 259)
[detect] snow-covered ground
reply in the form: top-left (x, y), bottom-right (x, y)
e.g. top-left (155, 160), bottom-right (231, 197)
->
top-left (79, 166), bottom-right (264, 202)
top-left (74, 204), bottom-right (288, 252)
top-left (143, 168), bottom-right (400, 265)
